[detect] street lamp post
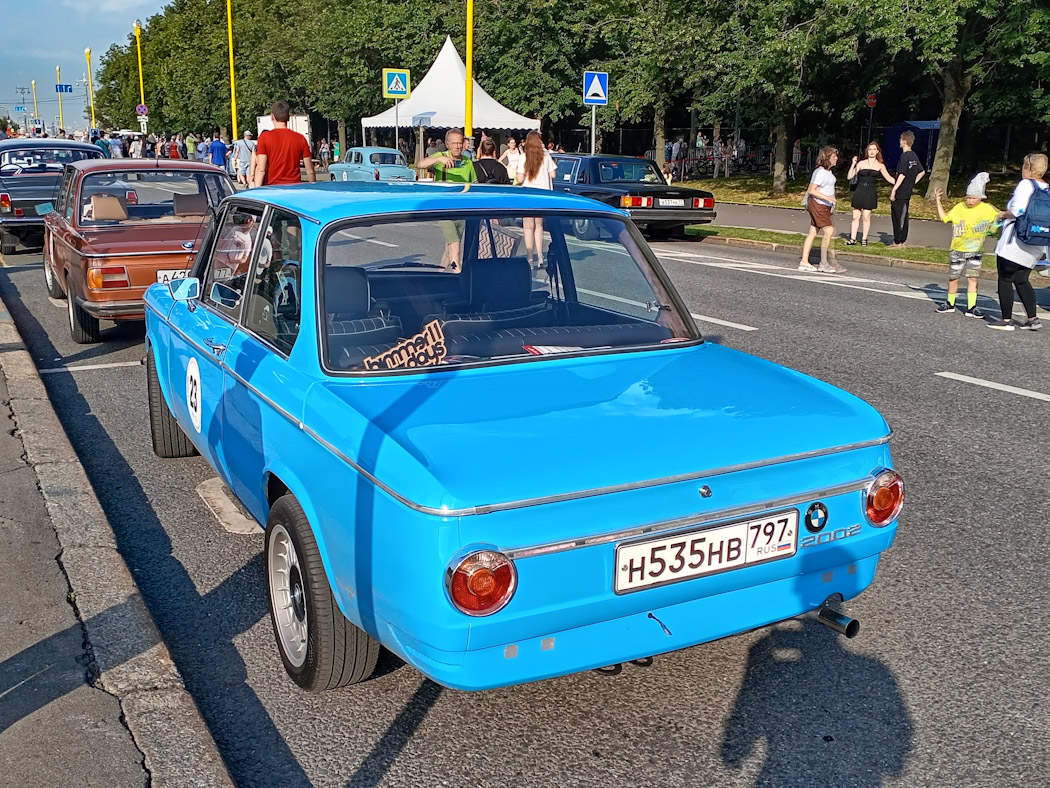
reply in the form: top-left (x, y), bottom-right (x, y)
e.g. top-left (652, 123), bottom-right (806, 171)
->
top-left (56, 66), bottom-right (64, 132)
top-left (133, 20), bottom-right (145, 106)
top-left (85, 48), bottom-right (96, 130)
top-left (464, 0), bottom-right (473, 138)
top-left (31, 80), bottom-right (38, 119)
top-left (226, 0), bottom-right (239, 139)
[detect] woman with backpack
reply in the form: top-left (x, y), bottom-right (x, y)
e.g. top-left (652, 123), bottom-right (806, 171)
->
top-left (473, 139), bottom-right (510, 184)
top-left (987, 153), bottom-right (1049, 330)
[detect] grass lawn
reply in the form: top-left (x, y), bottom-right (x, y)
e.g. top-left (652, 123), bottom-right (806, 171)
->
top-left (681, 172), bottom-right (1018, 221)
top-left (683, 224), bottom-right (1000, 268)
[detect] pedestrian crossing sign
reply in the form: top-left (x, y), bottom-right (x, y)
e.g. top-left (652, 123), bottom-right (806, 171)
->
top-left (382, 68), bottom-right (411, 99)
top-left (583, 71), bottom-right (609, 106)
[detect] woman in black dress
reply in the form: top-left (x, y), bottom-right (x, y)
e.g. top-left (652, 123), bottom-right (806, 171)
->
top-left (846, 141), bottom-right (896, 245)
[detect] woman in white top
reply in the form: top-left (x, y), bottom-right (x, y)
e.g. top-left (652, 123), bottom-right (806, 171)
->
top-left (799, 146), bottom-right (845, 273)
top-left (988, 152), bottom-right (1049, 330)
top-left (499, 137), bottom-right (524, 183)
top-left (516, 131), bottom-right (557, 269)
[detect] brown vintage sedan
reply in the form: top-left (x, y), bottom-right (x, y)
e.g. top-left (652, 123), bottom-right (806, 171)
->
top-left (43, 158), bottom-right (235, 343)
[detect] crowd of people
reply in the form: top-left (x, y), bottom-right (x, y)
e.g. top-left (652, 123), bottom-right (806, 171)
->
top-left (798, 130), bottom-right (1047, 331)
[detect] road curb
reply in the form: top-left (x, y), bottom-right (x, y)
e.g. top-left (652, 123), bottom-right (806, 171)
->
top-left (0, 308), bottom-right (233, 786)
top-left (693, 234), bottom-right (1003, 282)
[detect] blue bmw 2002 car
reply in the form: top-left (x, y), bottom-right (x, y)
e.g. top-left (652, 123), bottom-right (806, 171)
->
top-left (328, 146), bottom-right (416, 183)
top-left (143, 182), bottom-right (904, 692)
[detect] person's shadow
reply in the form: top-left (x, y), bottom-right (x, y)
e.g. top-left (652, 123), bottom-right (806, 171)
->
top-left (721, 616), bottom-right (912, 787)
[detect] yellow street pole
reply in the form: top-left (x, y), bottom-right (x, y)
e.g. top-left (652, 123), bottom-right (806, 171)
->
top-left (31, 80), bottom-right (38, 118)
top-left (56, 66), bottom-right (64, 131)
top-left (226, 0), bottom-right (238, 139)
top-left (465, 0), bottom-right (473, 138)
top-left (134, 20), bottom-right (145, 107)
top-left (85, 48), bottom-right (96, 129)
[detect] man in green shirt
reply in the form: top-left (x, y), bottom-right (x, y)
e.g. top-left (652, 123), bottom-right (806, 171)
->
top-left (416, 129), bottom-right (477, 183)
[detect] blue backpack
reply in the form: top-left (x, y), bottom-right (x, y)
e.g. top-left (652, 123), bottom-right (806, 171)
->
top-left (1014, 180), bottom-right (1050, 245)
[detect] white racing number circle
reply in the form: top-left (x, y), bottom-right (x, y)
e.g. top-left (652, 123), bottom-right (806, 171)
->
top-left (185, 357), bottom-right (202, 433)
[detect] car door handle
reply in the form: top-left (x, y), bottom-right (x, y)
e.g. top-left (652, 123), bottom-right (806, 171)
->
top-left (203, 338), bottom-right (226, 356)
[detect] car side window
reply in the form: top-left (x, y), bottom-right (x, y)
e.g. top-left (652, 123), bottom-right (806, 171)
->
top-left (54, 168), bottom-right (71, 215)
top-left (63, 172), bottom-right (78, 221)
top-left (242, 209), bottom-right (303, 354)
top-left (203, 204), bottom-right (263, 320)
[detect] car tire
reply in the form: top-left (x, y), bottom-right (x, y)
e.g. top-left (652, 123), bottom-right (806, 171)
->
top-left (146, 346), bottom-right (197, 459)
top-left (266, 494), bottom-right (380, 691)
top-left (66, 282), bottom-right (100, 344)
top-left (573, 218), bottom-right (599, 241)
top-left (43, 251), bottom-right (64, 299)
top-left (0, 230), bottom-right (17, 256)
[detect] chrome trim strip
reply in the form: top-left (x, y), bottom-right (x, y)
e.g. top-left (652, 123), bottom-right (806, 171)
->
top-left (53, 231), bottom-right (193, 259)
top-left (502, 477), bottom-right (874, 560)
top-left (151, 306), bottom-right (891, 518)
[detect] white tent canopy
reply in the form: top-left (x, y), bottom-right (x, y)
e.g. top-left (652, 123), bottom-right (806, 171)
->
top-left (361, 37), bottom-right (540, 132)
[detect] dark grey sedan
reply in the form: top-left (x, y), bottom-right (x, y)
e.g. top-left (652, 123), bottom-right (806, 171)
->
top-left (0, 138), bottom-right (103, 254)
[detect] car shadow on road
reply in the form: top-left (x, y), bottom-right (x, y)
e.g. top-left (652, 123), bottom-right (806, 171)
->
top-left (721, 547), bottom-right (913, 787)
top-left (0, 271), bottom-right (314, 786)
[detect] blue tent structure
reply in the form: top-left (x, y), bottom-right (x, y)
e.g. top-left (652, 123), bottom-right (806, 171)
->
top-left (883, 121), bottom-right (940, 172)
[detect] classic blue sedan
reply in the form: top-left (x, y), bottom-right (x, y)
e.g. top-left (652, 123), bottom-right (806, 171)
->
top-left (328, 146), bottom-right (416, 182)
top-left (143, 182), bottom-right (904, 692)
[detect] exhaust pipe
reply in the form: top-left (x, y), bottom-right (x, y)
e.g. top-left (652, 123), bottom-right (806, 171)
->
top-left (817, 607), bottom-right (860, 638)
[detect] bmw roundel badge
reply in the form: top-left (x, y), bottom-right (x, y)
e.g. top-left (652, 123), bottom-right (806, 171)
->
top-left (804, 502), bottom-right (829, 533)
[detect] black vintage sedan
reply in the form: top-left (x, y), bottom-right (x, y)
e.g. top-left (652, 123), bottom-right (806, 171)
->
top-left (0, 138), bottom-right (104, 255)
top-left (550, 154), bottom-right (716, 239)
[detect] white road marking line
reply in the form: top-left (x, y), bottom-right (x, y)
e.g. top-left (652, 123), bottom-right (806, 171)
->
top-left (342, 232), bottom-right (397, 248)
top-left (196, 477), bottom-right (263, 535)
top-left (935, 372), bottom-right (1050, 403)
top-left (39, 360), bottom-right (142, 374)
top-left (576, 287), bottom-right (758, 331)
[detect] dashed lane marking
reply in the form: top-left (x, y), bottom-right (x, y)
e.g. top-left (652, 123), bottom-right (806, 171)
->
top-left (341, 232), bottom-right (398, 248)
top-left (196, 477), bottom-right (263, 535)
top-left (936, 372), bottom-right (1050, 403)
top-left (38, 360), bottom-right (143, 374)
top-left (576, 287), bottom-right (758, 331)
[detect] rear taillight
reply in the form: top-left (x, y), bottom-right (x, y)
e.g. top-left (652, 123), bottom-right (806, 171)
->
top-left (374, 168), bottom-right (381, 180)
top-left (865, 469), bottom-right (904, 526)
top-left (446, 549), bottom-right (516, 616)
top-left (87, 265), bottom-right (130, 289)
top-left (0, 193), bottom-right (10, 212)
top-left (126, 190), bottom-right (138, 205)
top-left (620, 196), bottom-right (653, 208)
top-left (14, 208), bottom-right (23, 217)
top-left (692, 197), bottom-right (715, 209)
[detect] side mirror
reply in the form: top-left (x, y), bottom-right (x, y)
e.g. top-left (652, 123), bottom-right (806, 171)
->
top-left (209, 281), bottom-right (241, 309)
top-left (170, 276), bottom-right (200, 301)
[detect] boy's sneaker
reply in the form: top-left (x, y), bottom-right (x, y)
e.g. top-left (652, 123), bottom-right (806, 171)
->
top-left (964, 306), bottom-right (985, 319)
top-left (986, 318), bottom-right (1015, 331)
top-left (798, 262), bottom-right (819, 272)
top-left (936, 302), bottom-right (956, 314)
top-left (1019, 318), bottom-right (1043, 330)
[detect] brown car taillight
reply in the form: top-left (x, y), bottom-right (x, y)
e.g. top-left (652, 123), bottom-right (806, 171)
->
top-left (0, 193), bottom-right (10, 212)
top-left (87, 265), bottom-right (130, 290)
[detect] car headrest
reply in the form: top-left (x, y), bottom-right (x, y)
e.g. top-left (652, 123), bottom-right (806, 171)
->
top-left (174, 192), bottom-right (209, 216)
top-left (470, 256), bottom-right (532, 310)
top-left (91, 195), bottom-right (128, 221)
top-left (324, 266), bottom-right (370, 318)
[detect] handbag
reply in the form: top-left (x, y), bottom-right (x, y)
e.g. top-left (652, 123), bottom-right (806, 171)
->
top-left (478, 220), bottom-right (519, 259)
top-left (849, 175), bottom-right (858, 192)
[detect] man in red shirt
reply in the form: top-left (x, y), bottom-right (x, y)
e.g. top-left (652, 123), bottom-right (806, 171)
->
top-left (253, 100), bottom-right (316, 187)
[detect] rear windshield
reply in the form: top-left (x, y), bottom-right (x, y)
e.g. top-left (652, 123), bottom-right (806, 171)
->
top-left (369, 152), bottom-right (407, 166)
top-left (78, 170), bottom-right (234, 226)
top-left (0, 147), bottom-right (100, 174)
top-left (320, 213), bottom-right (696, 373)
top-left (598, 159), bottom-right (664, 184)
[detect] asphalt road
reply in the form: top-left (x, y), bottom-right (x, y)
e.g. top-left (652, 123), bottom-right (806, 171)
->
top-left (1, 239), bottom-right (1048, 788)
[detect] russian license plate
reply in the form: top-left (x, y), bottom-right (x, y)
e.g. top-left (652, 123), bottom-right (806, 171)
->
top-left (615, 509), bottom-right (799, 593)
top-left (659, 198), bottom-right (685, 207)
top-left (157, 269), bottom-right (189, 284)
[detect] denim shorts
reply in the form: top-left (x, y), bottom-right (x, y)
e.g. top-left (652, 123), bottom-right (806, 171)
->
top-left (948, 251), bottom-right (982, 280)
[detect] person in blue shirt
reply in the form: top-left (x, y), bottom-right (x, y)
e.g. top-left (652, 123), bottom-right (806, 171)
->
top-left (209, 136), bottom-right (229, 168)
